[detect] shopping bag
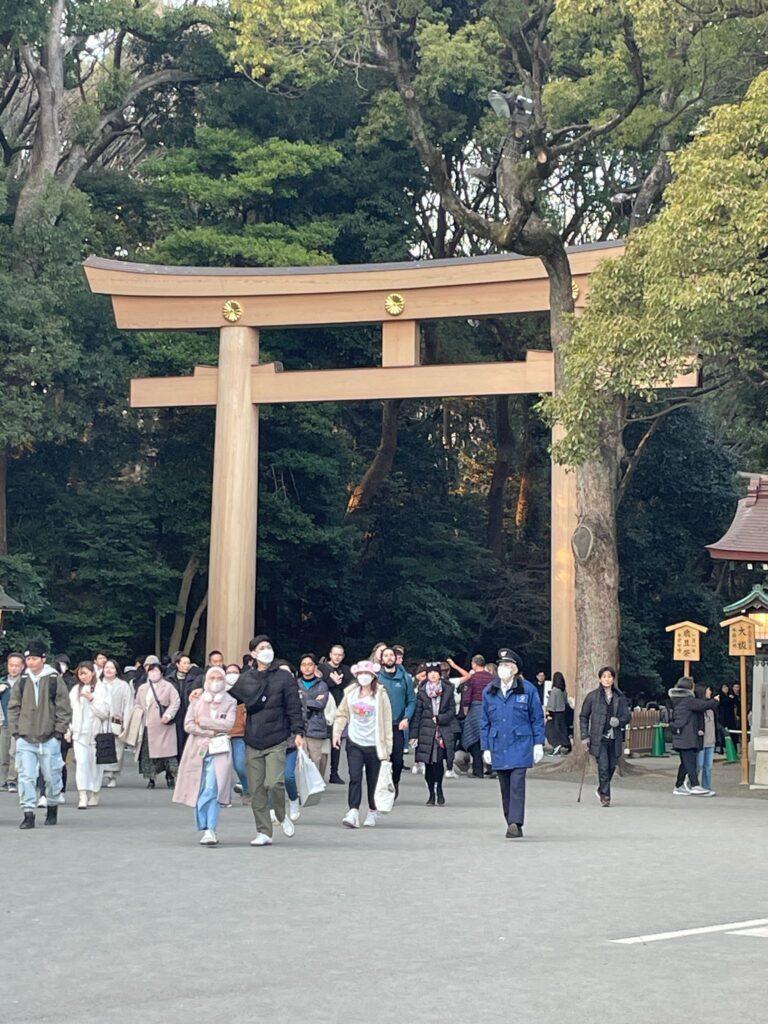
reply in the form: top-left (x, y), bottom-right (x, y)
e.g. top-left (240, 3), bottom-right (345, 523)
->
top-left (374, 760), bottom-right (395, 814)
top-left (295, 746), bottom-right (326, 807)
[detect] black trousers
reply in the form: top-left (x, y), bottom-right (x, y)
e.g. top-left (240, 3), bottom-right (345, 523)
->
top-left (675, 748), bottom-right (700, 788)
top-left (497, 768), bottom-right (527, 826)
top-left (330, 740), bottom-right (344, 778)
top-left (425, 761), bottom-right (445, 797)
top-left (391, 727), bottom-right (405, 791)
top-left (596, 740), bottom-right (619, 797)
top-left (468, 742), bottom-right (484, 777)
top-left (347, 741), bottom-right (380, 811)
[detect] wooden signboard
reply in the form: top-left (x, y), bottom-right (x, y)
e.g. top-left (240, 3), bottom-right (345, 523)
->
top-left (727, 618), bottom-right (756, 658)
top-left (665, 621), bottom-right (708, 666)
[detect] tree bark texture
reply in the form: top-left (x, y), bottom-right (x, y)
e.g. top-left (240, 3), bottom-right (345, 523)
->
top-left (486, 395), bottom-right (513, 558)
top-left (345, 399), bottom-right (403, 516)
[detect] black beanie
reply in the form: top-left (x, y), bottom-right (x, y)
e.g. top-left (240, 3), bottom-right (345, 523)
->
top-left (250, 634), bottom-right (271, 652)
top-left (24, 638), bottom-right (47, 658)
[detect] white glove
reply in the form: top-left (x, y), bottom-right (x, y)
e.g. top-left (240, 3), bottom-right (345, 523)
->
top-left (482, 750), bottom-right (492, 766)
top-left (533, 744), bottom-right (544, 764)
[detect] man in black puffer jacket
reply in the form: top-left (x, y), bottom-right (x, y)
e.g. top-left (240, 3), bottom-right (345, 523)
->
top-left (229, 635), bottom-right (305, 845)
top-left (668, 677), bottom-right (719, 797)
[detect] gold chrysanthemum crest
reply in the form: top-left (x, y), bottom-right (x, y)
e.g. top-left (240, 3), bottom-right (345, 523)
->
top-left (384, 293), bottom-right (405, 316)
top-left (222, 299), bottom-right (243, 323)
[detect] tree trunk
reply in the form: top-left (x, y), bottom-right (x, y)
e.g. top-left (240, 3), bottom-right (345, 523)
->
top-left (346, 399), bottom-right (403, 515)
top-left (166, 555), bottom-right (200, 656)
top-left (183, 591), bottom-right (209, 657)
top-left (0, 446), bottom-right (7, 556)
top-left (154, 609), bottom-right (162, 658)
top-left (486, 395), bottom-right (513, 558)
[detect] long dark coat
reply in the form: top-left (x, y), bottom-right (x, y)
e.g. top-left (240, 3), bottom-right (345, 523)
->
top-left (579, 686), bottom-right (631, 757)
top-left (410, 683), bottom-right (457, 765)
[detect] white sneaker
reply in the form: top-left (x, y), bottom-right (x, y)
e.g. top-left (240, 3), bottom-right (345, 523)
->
top-left (200, 829), bottom-right (218, 845)
top-left (281, 815), bottom-right (295, 837)
top-left (57, 793), bottom-right (66, 805)
top-left (445, 769), bottom-right (456, 779)
top-left (250, 833), bottom-right (273, 846)
top-left (106, 778), bottom-right (117, 788)
top-left (411, 764), bottom-right (419, 775)
top-left (363, 811), bottom-right (378, 827)
top-left (673, 786), bottom-right (692, 796)
top-left (690, 786), bottom-right (715, 797)
top-left (233, 782), bottom-right (243, 796)
top-left (37, 795), bottom-right (47, 809)
top-left (342, 808), bottom-right (360, 829)
top-left (419, 763), bottom-right (425, 775)
top-left (88, 792), bottom-right (100, 807)
top-left (288, 798), bottom-right (301, 821)
top-left (270, 809), bottom-right (278, 824)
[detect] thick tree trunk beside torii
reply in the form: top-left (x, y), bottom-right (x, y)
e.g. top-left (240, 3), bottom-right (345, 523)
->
top-left (346, 399), bottom-right (403, 515)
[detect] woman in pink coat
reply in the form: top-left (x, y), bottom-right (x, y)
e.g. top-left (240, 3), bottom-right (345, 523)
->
top-left (173, 667), bottom-right (236, 846)
top-left (135, 663), bottom-right (181, 789)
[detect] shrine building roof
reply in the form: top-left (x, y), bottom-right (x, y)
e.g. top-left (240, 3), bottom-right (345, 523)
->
top-left (707, 475), bottom-right (768, 562)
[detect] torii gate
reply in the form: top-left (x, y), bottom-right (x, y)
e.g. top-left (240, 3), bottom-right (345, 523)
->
top-left (85, 240), bottom-right (629, 677)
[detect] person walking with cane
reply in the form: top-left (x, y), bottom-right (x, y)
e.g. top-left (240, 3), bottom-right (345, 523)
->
top-left (480, 648), bottom-right (545, 839)
top-left (579, 667), bottom-right (631, 807)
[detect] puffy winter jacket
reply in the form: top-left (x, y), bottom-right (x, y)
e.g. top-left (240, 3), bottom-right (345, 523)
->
top-left (668, 687), bottom-right (718, 750)
top-left (410, 683), bottom-right (457, 763)
top-left (230, 664), bottom-right (305, 750)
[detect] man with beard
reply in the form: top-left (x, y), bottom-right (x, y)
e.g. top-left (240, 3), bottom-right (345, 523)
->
top-left (377, 647), bottom-right (416, 797)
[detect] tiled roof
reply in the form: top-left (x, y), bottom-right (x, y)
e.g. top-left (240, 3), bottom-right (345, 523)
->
top-left (707, 476), bottom-right (768, 561)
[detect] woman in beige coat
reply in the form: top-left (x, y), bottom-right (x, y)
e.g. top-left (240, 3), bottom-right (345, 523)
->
top-left (333, 660), bottom-right (392, 829)
top-left (134, 663), bottom-right (181, 789)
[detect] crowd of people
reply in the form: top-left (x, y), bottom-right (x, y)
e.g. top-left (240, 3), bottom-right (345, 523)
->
top-left (0, 635), bottom-right (740, 843)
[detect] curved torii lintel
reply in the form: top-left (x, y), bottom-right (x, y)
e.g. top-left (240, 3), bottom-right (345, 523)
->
top-left (84, 239), bottom-right (625, 330)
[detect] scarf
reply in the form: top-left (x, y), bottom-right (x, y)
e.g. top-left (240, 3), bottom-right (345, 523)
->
top-left (426, 680), bottom-right (443, 714)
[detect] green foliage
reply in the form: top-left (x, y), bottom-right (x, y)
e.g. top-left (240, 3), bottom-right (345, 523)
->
top-left (546, 70), bottom-right (768, 464)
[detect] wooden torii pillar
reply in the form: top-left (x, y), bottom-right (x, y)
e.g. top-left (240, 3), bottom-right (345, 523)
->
top-left (85, 241), bottom-right (628, 672)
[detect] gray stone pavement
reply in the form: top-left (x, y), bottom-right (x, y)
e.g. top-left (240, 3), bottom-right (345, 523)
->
top-left (2, 753), bottom-right (767, 1024)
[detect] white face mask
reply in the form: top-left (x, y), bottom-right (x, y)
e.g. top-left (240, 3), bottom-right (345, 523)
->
top-left (498, 664), bottom-right (515, 681)
top-left (255, 647), bottom-right (273, 665)
top-left (225, 672), bottom-right (239, 685)
top-left (208, 678), bottom-right (225, 693)
top-left (357, 673), bottom-right (374, 686)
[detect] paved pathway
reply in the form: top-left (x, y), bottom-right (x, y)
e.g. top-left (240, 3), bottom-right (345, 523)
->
top-left (2, 756), bottom-right (766, 1024)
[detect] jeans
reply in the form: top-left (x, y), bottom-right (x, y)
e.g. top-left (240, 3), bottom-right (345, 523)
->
top-left (16, 736), bottom-right (63, 811)
top-left (285, 747), bottom-right (298, 802)
top-left (497, 767), bottom-right (527, 826)
top-left (195, 755), bottom-right (221, 831)
top-left (596, 740), bottom-right (619, 797)
top-left (675, 748), bottom-right (700, 788)
top-left (696, 746), bottom-right (714, 790)
top-left (347, 741), bottom-right (380, 810)
top-left (231, 737), bottom-right (249, 794)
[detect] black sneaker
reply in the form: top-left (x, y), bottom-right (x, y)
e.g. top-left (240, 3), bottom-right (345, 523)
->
top-left (328, 774), bottom-right (345, 785)
top-left (7, 781), bottom-right (17, 793)
top-left (45, 805), bottom-right (58, 826)
top-left (146, 779), bottom-right (156, 789)
top-left (436, 793), bottom-right (446, 806)
top-left (505, 823), bottom-right (523, 839)
top-left (19, 811), bottom-right (35, 830)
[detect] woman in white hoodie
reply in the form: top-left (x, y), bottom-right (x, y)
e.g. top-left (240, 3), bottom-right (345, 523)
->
top-left (66, 661), bottom-right (107, 809)
top-left (333, 660), bottom-right (393, 829)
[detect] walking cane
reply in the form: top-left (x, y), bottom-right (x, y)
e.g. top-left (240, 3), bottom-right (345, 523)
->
top-left (576, 747), bottom-right (589, 803)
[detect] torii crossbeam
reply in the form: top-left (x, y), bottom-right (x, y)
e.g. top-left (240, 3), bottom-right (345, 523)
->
top-left (85, 241), bottom-right (690, 677)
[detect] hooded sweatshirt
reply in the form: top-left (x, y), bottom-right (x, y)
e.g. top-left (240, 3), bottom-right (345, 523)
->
top-left (7, 664), bottom-right (71, 743)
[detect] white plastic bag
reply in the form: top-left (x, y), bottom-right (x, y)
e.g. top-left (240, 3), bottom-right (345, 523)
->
top-left (295, 746), bottom-right (326, 807)
top-left (374, 760), bottom-right (395, 814)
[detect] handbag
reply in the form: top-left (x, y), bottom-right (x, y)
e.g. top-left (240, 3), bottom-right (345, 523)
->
top-left (95, 722), bottom-right (117, 765)
top-left (208, 734), bottom-right (231, 755)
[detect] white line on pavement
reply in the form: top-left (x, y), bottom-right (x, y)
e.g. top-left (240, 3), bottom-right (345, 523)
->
top-left (727, 926), bottom-right (768, 938)
top-left (613, 918), bottom-right (768, 944)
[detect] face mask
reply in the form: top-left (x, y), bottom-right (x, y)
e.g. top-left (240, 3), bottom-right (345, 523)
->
top-left (498, 664), bottom-right (514, 681)
top-left (208, 678), bottom-right (225, 693)
top-left (255, 647), bottom-right (273, 665)
top-left (225, 672), bottom-right (239, 685)
top-left (357, 673), bottom-right (374, 686)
